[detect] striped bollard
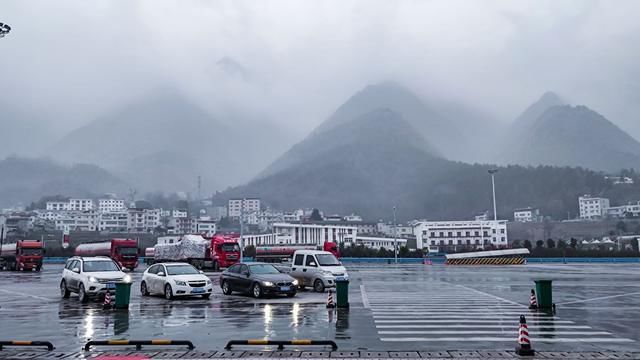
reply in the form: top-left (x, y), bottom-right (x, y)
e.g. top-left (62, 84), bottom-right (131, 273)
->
top-left (529, 289), bottom-right (538, 310)
top-left (326, 289), bottom-right (335, 308)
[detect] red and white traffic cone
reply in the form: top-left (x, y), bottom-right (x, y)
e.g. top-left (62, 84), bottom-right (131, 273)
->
top-left (326, 289), bottom-right (335, 308)
top-left (103, 292), bottom-right (112, 310)
top-left (515, 315), bottom-right (535, 356)
top-left (529, 289), bottom-right (538, 310)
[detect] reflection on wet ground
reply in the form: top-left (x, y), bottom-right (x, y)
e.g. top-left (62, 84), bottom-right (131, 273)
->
top-left (0, 263), bottom-right (639, 352)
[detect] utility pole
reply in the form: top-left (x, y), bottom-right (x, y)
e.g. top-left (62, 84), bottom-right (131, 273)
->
top-left (488, 169), bottom-right (499, 221)
top-left (0, 225), bottom-right (4, 257)
top-left (393, 206), bottom-right (397, 264)
top-left (197, 175), bottom-right (202, 201)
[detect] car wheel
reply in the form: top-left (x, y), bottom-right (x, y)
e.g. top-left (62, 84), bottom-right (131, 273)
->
top-left (252, 283), bottom-right (263, 298)
top-left (202, 294), bottom-right (211, 299)
top-left (78, 284), bottom-right (89, 303)
top-left (314, 279), bottom-right (325, 293)
top-left (221, 281), bottom-right (232, 295)
top-left (164, 284), bottom-right (174, 300)
top-left (287, 292), bottom-right (297, 298)
top-left (60, 280), bottom-right (70, 299)
top-left (141, 281), bottom-right (150, 296)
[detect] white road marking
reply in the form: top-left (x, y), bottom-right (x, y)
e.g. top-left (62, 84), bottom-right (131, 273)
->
top-left (376, 324), bottom-right (592, 329)
top-left (373, 314), bottom-right (557, 319)
top-left (455, 284), bottom-right (524, 306)
top-left (372, 312), bottom-right (550, 316)
top-left (379, 330), bottom-right (612, 335)
top-left (375, 319), bottom-right (575, 323)
top-left (380, 337), bottom-right (635, 343)
top-left (360, 285), bottom-right (370, 309)
top-left (558, 291), bottom-right (640, 305)
top-left (0, 289), bottom-right (54, 302)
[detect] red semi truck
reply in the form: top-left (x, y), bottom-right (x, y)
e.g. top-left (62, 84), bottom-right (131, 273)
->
top-left (153, 234), bottom-right (240, 270)
top-left (255, 241), bottom-right (340, 262)
top-left (74, 239), bottom-right (139, 270)
top-left (0, 240), bottom-right (44, 271)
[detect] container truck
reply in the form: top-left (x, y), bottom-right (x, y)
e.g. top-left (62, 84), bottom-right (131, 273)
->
top-left (153, 234), bottom-right (240, 270)
top-left (255, 241), bottom-right (340, 263)
top-left (74, 238), bottom-right (139, 270)
top-left (0, 240), bottom-right (44, 271)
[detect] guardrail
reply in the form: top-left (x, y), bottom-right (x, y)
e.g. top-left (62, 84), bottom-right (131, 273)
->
top-left (83, 339), bottom-right (194, 351)
top-left (225, 339), bottom-right (338, 350)
top-left (0, 341), bottom-right (54, 351)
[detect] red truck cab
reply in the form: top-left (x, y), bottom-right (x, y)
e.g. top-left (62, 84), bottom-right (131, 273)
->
top-left (75, 238), bottom-right (139, 270)
top-left (0, 240), bottom-right (44, 271)
top-left (208, 234), bottom-right (241, 270)
top-left (323, 241), bottom-right (340, 258)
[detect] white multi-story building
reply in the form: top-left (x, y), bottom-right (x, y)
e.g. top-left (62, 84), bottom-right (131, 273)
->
top-left (241, 233), bottom-right (279, 247)
top-left (126, 208), bottom-right (162, 233)
top-left (513, 208), bottom-right (541, 223)
top-left (69, 199), bottom-right (94, 211)
top-left (579, 195), bottom-right (610, 220)
top-left (344, 214), bottom-right (363, 222)
top-left (46, 201), bottom-right (70, 211)
top-left (194, 217), bottom-right (217, 236)
top-left (283, 209), bottom-right (304, 222)
top-left (37, 210), bottom-right (64, 221)
top-left (172, 209), bottom-right (188, 218)
top-left (54, 211), bottom-right (98, 231)
top-left (377, 223), bottom-right (414, 238)
top-left (98, 199), bottom-right (125, 213)
top-left (228, 198), bottom-right (261, 219)
top-left (98, 211), bottom-right (129, 232)
top-left (353, 236), bottom-right (408, 251)
top-left (606, 202), bottom-right (640, 218)
top-left (273, 222), bottom-right (357, 246)
top-left (413, 220), bottom-right (508, 250)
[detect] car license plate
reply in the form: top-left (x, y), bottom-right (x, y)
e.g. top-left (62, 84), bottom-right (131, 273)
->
top-left (335, 276), bottom-right (344, 281)
top-left (280, 286), bottom-right (291, 292)
top-left (106, 283), bottom-right (116, 290)
top-left (191, 288), bottom-right (205, 293)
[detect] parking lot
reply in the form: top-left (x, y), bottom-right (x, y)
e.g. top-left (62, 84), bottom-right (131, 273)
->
top-left (0, 263), bottom-right (639, 353)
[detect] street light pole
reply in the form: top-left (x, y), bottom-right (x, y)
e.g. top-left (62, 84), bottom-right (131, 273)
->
top-left (239, 198), bottom-right (245, 261)
top-left (393, 206), bottom-right (397, 264)
top-left (488, 169), bottom-right (499, 221)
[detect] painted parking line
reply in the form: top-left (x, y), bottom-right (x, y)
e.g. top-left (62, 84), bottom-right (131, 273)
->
top-left (380, 337), bottom-right (635, 343)
top-left (360, 285), bottom-right (370, 309)
top-left (376, 324), bottom-right (593, 329)
top-left (378, 331), bottom-right (612, 335)
top-left (558, 291), bottom-right (640, 305)
top-left (0, 289), bottom-right (55, 302)
top-left (374, 319), bottom-right (576, 323)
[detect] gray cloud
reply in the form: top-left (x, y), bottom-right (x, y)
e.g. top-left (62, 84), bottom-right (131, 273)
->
top-left (1, 0), bottom-right (639, 141)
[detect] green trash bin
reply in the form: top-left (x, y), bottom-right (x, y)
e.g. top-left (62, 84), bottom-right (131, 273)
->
top-left (114, 282), bottom-right (132, 310)
top-left (335, 279), bottom-right (349, 308)
top-left (534, 279), bottom-right (553, 309)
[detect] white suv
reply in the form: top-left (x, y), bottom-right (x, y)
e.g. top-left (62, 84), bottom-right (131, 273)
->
top-left (60, 256), bottom-right (132, 303)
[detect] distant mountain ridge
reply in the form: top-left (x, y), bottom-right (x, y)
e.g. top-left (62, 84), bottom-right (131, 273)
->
top-left (500, 92), bottom-right (640, 172)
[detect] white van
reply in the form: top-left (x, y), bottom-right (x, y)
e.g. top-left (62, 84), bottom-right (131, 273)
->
top-left (290, 250), bottom-right (348, 292)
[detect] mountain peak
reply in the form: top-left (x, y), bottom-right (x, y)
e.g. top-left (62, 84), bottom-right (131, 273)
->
top-left (537, 91), bottom-right (564, 106)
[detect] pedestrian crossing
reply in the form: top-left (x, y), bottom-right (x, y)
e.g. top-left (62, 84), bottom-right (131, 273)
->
top-left (363, 283), bottom-right (634, 344)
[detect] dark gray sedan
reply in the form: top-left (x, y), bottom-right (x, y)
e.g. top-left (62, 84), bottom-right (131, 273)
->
top-left (219, 262), bottom-right (298, 298)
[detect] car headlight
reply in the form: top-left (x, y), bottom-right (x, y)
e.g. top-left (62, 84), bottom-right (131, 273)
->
top-left (292, 279), bottom-right (299, 286)
top-left (123, 274), bottom-right (132, 283)
top-left (322, 271), bottom-right (333, 277)
top-left (262, 281), bottom-right (274, 286)
top-left (206, 279), bottom-right (212, 285)
top-left (88, 276), bottom-right (98, 283)
top-left (174, 280), bottom-right (187, 286)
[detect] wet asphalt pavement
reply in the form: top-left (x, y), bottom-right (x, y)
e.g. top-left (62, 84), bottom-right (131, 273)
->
top-left (0, 263), bottom-right (638, 353)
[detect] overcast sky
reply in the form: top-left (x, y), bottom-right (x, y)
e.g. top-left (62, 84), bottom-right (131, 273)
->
top-left (2, 0), bottom-right (639, 139)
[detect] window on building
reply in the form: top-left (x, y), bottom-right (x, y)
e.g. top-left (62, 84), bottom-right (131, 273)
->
top-left (448, 240), bottom-right (453, 245)
top-left (456, 231), bottom-right (462, 237)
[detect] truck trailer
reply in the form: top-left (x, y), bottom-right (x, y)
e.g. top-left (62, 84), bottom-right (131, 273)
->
top-left (0, 240), bottom-right (44, 271)
top-left (74, 239), bottom-right (139, 270)
top-left (255, 242), bottom-right (340, 263)
top-left (153, 234), bottom-right (240, 270)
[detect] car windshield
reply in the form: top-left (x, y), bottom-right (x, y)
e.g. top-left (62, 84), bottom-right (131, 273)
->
top-left (117, 247), bottom-right (138, 255)
top-left (316, 254), bottom-right (340, 266)
top-left (166, 264), bottom-right (199, 275)
top-left (249, 264), bottom-right (280, 274)
top-left (221, 243), bottom-right (240, 252)
top-left (21, 248), bottom-right (42, 256)
top-left (83, 261), bottom-right (120, 272)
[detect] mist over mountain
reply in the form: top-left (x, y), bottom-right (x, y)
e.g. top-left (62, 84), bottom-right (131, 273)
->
top-left (501, 104), bottom-right (640, 172)
top-left (50, 89), bottom-right (291, 194)
top-left (219, 106), bottom-right (621, 220)
top-left (0, 104), bottom-right (57, 158)
top-left (0, 157), bottom-right (127, 208)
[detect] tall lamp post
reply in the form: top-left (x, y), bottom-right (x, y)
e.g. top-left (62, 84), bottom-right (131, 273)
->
top-left (488, 169), bottom-right (499, 221)
top-left (393, 206), bottom-right (397, 264)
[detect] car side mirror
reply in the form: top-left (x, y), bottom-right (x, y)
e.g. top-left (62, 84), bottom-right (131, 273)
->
top-left (157, 272), bottom-right (165, 277)
top-left (72, 268), bottom-right (80, 273)
top-left (199, 270), bottom-right (204, 274)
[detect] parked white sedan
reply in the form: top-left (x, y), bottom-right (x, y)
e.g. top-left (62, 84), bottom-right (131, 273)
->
top-left (141, 262), bottom-right (213, 299)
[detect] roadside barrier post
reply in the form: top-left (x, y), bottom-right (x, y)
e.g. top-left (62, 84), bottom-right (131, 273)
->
top-left (326, 289), bottom-right (335, 308)
top-left (115, 282), bottom-right (132, 309)
top-left (534, 279), bottom-right (553, 309)
top-left (335, 279), bottom-right (349, 308)
top-left (528, 289), bottom-right (538, 310)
